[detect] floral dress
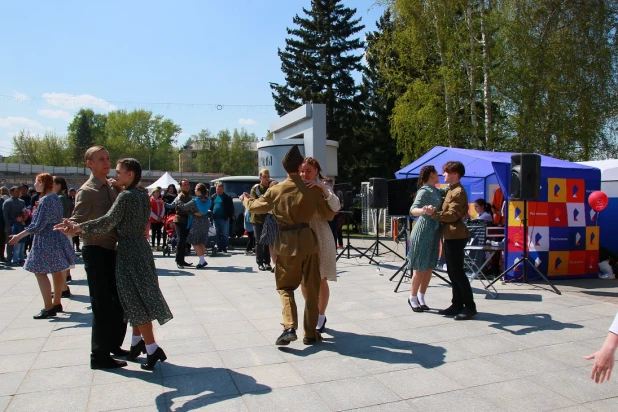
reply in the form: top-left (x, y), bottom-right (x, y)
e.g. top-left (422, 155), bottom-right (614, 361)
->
top-left (309, 188), bottom-right (341, 281)
top-left (80, 188), bottom-right (173, 327)
top-left (407, 185), bottom-right (443, 272)
top-left (23, 194), bottom-right (76, 274)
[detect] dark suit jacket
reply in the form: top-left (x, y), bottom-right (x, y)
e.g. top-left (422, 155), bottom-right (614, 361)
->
top-left (210, 192), bottom-right (235, 220)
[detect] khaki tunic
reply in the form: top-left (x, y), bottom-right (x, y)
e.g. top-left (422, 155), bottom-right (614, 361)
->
top-left (434, 182), bottom-right (470, 240)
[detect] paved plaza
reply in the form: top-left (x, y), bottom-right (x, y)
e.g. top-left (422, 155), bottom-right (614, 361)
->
top-left (0, 239), bottom-right (617, 411)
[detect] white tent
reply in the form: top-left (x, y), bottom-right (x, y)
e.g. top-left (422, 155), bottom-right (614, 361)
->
top-left (146, 172), bottom-right (179, 194)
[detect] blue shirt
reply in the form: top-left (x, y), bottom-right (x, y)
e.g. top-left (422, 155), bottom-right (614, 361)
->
top-left (12, 221), bottom-right (28, 243)
top-left (213, 195), bottom-right (225, 219)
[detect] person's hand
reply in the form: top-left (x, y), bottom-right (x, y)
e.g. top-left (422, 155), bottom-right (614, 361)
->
top-left (108, 178), bottom-right (119, 188)
top-left (304, 180), bottom-right (324, 190)
top-left (239, 192), bottom-right (250, 201)
top-left (54, 219), bottom-right (81, 236)
top-left (194, 211), bottom-right (203, 217)
top-left (425, 205), bottom-right (436, 216)
top-left (8, 234), bottom-right (19, 246)
top-left (585, 343), bottom-right (616, 383)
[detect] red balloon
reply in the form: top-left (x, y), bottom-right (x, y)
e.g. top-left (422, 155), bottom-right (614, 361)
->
top-left (588, 191), bottom-right (609, 212)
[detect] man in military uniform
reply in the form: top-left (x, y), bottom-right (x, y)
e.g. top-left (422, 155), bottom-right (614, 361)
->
top-left (240, 146), bottom-right (335, 345)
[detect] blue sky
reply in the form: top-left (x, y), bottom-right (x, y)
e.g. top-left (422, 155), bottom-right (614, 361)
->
top-left (0, 0), bottom-right (384, 157)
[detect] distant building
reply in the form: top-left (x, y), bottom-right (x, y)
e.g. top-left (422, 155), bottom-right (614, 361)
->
top-left (179, 139), bottom-right (258, 174)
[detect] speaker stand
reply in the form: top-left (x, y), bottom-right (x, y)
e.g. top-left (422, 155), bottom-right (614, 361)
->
top-left (485, 201), bottom-right (561, 295)
top-left (336, 211), bottom-right (369, 262)
top-left (359, 209), bottom-right (404, 265)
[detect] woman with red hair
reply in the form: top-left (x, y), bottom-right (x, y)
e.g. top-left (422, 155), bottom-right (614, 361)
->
top-left (9, 173), bottom-right (76, 319)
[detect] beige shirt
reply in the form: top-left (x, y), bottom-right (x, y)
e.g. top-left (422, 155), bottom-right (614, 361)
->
top-left (70, 175), bottom-right (118, 250)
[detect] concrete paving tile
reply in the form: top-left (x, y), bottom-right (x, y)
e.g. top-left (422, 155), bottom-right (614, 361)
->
top-left (159, 351), bottom-right (224, 377)
top-left (210, 331), bottom-right (271, 351)
top-left (276, 341), bottom-right (342, 362)
top-left (218, 345), bottom-right (286, 369)
top-left (248, 317), bottom-right (286, 332)
top-left (242, 385), bottom-right (328, 412)
top-left (528, 366), bottom-right (618, 404)
top-left (311, 376), bottom-right (401, 411)
top-left (149, 325), bottom-right (208, 341)
top-left (87, 380), bottom-right (164, 411)
top-left (0, 324), bottom-right (54, 341)
top-left (18, 365), bottom-right (92, 394)
top-left (231, 363), bottom-right (305, 394)
top-left (525, 342), bottom-right (602, 368)
top-left (349, 347), bottom-right (425, 375)
top-left (155, 336), bottom-right (216, 356)
top-left (202, 320), bottom-right (258, 336)
top-left (585, 397), bottom-right (618, 411)
top-left (0, 337), bottom-right (46, 355)
top-left (6, 386), bottom-right (90, 412)
top-left (375, 367), bottom-right (464, 399)
top-left (435, 357), bottom-right (514, 387)
top-left (31, 348), bottom-right (90, 370)
top-left (91, 363), bottom-right (162, 386)
top-left (41, 333), bottom-right (91, 352)
top-left (470, 378), bottom-right (576, 411)
top-left (167, 395), bottom-right (249, 412)
top-left (348, 400), bottom-right (417, 412)
top-left (0, 352), bottom-right (38, 373)
top-left (290, 355), bottom-right (367, 383)
top-left (0, 396), bottom-right (10, 412)
top-left (328, 334), bottom-right (398, 356)
top-left (162, 368), bottom-right (239, 405)
top-left (0, 371), bottom-right (27, 396)
top-left (553, 406), bottom-right (593, 412)
top-left (406, 389), bottom-right (500, 412)
top-left (407, 341), bottom-right (473, 367)
top-left (483, 350), bottom-right (569, 378)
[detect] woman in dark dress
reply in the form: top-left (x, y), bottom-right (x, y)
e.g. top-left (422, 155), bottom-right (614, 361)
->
top-left (55, 158), bottom-right (173, 370)
top-left (185, 183), bottom-right (212, 269)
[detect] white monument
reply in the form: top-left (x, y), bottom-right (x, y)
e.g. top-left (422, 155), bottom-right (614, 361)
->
top-left (258, 103), bottom-right (339, 182)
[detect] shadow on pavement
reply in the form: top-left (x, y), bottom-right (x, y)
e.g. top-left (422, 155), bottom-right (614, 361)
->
top-left (477, 312), bottom-right (584, 335)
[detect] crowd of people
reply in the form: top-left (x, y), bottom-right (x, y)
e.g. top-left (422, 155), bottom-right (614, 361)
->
top-left (1, 143), bottom-right (615, 383)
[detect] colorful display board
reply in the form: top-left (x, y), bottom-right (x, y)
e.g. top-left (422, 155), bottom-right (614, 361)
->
top-left (504, 178), bottom-right (600, 280)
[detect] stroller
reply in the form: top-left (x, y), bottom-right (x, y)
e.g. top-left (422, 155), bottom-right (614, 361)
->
top-left (162, 214), bottom-right (178, 257)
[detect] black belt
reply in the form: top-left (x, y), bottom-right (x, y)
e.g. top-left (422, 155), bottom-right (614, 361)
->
top-left (279, 223), bottom-right (309, 232)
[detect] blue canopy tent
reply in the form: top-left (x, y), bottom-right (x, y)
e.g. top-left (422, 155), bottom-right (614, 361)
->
top-left (395, 146), bottom-right (601, 280)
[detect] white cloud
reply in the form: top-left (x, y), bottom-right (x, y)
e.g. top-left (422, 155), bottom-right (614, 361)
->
top-left (13, 92), bottom-right (28, 101)
top-left (38, 109), bottom-right (73, 122)
top-left (238, 118), bottom-right (257, 125)
top-left (0, 116), bottom-right (44, 130)
top-left (42, 92), bottom-right (117, 111)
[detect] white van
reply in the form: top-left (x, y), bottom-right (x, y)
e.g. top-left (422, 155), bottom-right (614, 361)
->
top-left (210, 176), bottom-right (260, 238)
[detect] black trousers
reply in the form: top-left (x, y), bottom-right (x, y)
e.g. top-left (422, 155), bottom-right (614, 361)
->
top-left (0, 229), bottom-right (5, 259)
top-left (443, 238), bottom-right (476, 311)
top-left (151, 222), bottom-right (163, 247)
top-left (253, 223), bottom-right (270, 265)
top-left (72, 235), bottom-right (80, 250)
top-left (246, 231), bottom-right (255, 252)
top-left (82, 246), bottom-right (127, 360)
top-left (175, 221), bottom-right (189, 264)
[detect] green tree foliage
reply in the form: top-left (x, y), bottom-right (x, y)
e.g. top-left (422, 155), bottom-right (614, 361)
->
top-left (191, 128), bottom-right (258, 175)
top-left (67, 109), bottom-right (107, 166)
top-left (12, 131), bottom-right (72, 166)
top-left (270, 0), bottom-right (365, 182)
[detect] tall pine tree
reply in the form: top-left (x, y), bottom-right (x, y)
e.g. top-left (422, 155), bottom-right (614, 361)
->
top-left (270, 0), bottom-right (365, 183)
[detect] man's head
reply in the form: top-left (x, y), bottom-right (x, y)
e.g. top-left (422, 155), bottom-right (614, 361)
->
top-left (442, 161), bottom-right (465, 184)
top-left (259, 168), bottom-right (270, 186)
top-left (19, 184), bottom-right (28, 196)
top-left (216, 182), bottom-right (224, 195)
top-left (281, 145), bottom-right (304, 174)
top-left (85, 146), bottom-right (111, 178)
top-left (9, 186), bottom-right (19, 199)
top-left (179, 179), bottom-right (190, 194)
top-left (69, 188), bottom-right (76, 197)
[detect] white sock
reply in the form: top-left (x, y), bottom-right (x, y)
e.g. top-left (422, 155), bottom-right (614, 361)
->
top-left (131, 335), bottom-right (142, 346)
top-left (145, 342), bottom-right (159, 355)
top-left (199, 255), bottom-right (205, 264)
top-left (317, 314), bottom-right (326, 329)
top-left (409, 295), bottom-right (420, 308)
top-left (418, 293), bottom-right (427, 306)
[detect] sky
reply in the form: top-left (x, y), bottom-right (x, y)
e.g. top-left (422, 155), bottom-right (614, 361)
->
top-left (0, 0), bottom-right (384, 157)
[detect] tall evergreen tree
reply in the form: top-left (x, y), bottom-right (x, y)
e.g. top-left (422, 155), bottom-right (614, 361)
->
top-left (67, 108), bottom-right (106, 166)
top-left (74, 111), bottom-right (95, 166)
top-left (270, 0), bottom-right (365, 182)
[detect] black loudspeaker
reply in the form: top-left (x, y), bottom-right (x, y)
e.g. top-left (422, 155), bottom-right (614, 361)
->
top-left (510, 153), bottom-right (541, 200)
top-left (369, 178), bottom-right (388, 208)
top-left (387, 178), bottom-right (418, 216)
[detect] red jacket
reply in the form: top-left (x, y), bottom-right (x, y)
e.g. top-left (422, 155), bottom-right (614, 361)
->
top-left (149, 197), bottom-right (164, 223)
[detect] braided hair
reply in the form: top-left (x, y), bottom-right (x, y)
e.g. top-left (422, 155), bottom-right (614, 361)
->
top-left (417, 165), bottom-right (437, 188)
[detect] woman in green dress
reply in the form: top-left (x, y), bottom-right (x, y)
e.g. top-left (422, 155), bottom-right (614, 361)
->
top-left (407, 165), bottom-right (442, 313)
top-left (55, 158), bottom-right (172, 370)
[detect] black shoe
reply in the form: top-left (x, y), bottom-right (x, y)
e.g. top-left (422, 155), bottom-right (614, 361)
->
top-left (52, 304), bottom-right (63, 313)
top-left (408, 298), bottom-right (423, 313)
top-left (303, 332), bottom-right (323, 345)
top-left (111, 347), bottom-right (130, 357)
top-left (258, 264), bottom-right (266, 271)
top-left (275, 328), bottom-right (297, 345)
top-left (438, 305), bottom-right (463, 316)
top-left (33, 308), bottom-right (57, 319)
top-left (196, 262), bottom-right (208, 269)
top-left (66, 274), bottom-right (72, 282)
top-left (141, 347), bottom-right (167, 370)
top-left (62, 287), bottom-right (71, 298)
top-left (127, 340), bottom-right (146, 361)
top-left (454, 308), bottom-right (478, 321)
top-left (90, 356), bottom-right (127, 370)
top-left (182, 262), bottom-right (193, 266)
top-left (264, 264), bottom-right (273, 271)
top-left (177, 263), bottom-right (184, 269)
top-left (420, 304), bottom-right (430, 311)
top-left (318, 317), bottom-right (327, 333)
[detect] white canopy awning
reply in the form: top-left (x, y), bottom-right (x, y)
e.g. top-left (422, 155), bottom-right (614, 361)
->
top-left (145, 172), bottom-right (179, 193)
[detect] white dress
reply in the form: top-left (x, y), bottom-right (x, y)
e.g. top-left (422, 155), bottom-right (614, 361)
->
top-left (310, 188), bottom-right (341, 281)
